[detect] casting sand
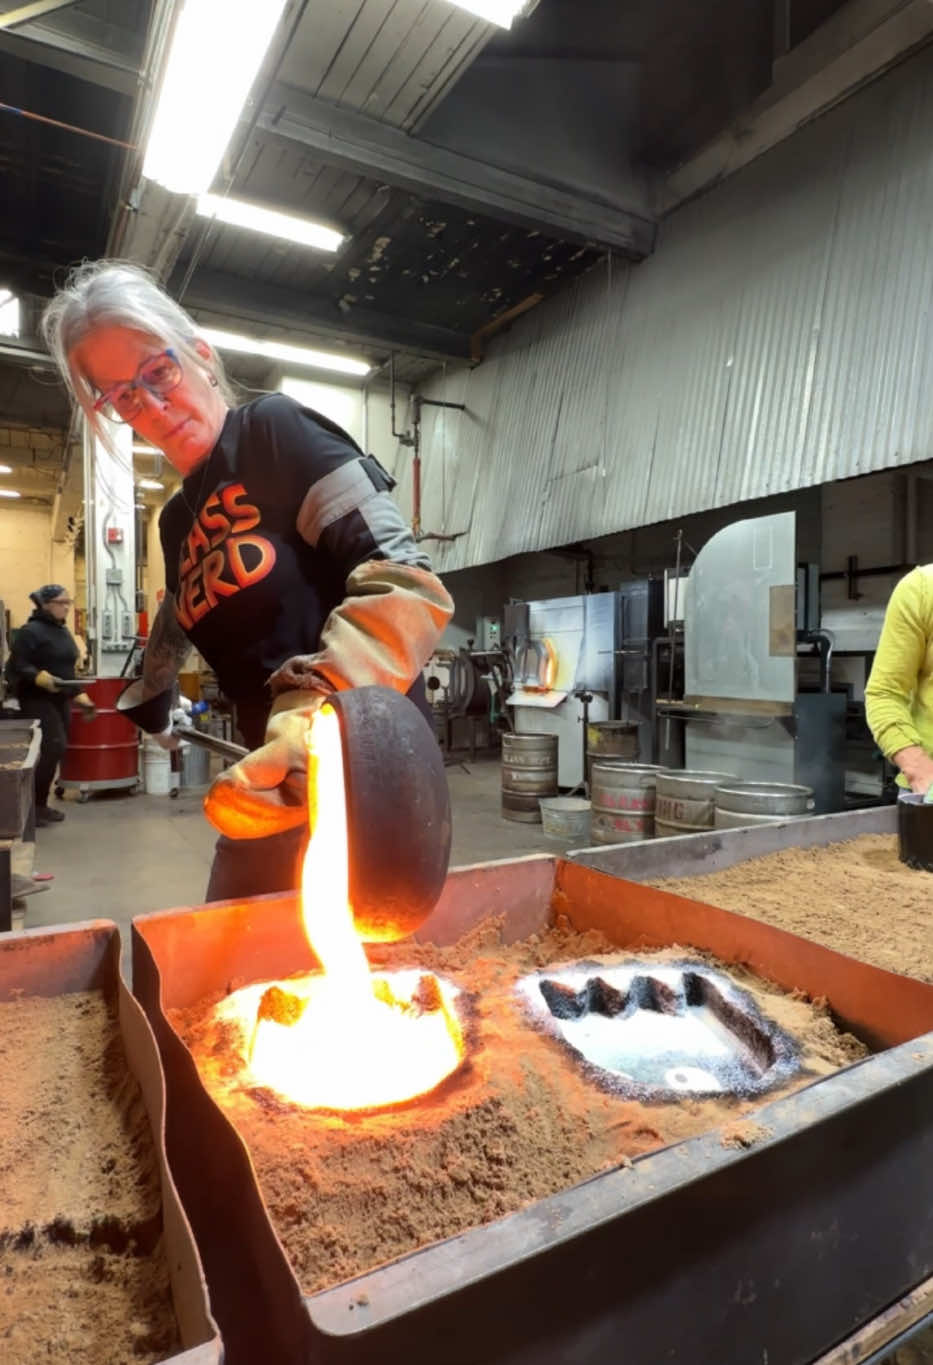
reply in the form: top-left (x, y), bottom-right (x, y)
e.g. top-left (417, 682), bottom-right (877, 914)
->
top-left (174, 917), bottom-right (866, 1295)
top-left (653, 833), bottom-right (931, 982)
top-left (0, 992), bottom-right (180, 1364)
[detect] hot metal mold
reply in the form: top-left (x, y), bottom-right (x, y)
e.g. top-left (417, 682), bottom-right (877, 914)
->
top-left (517, 959), bottom-right (801, 1100)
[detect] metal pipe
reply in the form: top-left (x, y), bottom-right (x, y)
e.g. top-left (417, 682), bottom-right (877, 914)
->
top-left (409, 395), bottom-right (465, 541)
top-left (412, 395), bottom-right (422, 538)
top-left (802, 629), bottom-right (834, 694)
top-left (172, 722), bottom-right (246, 764)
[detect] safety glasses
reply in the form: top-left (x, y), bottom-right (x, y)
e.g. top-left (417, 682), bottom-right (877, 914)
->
top-left (92, 349), bottom-right (183, 423)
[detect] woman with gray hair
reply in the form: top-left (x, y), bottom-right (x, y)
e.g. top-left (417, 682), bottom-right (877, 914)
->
top-left (42, 260), bottom-right (452, 898)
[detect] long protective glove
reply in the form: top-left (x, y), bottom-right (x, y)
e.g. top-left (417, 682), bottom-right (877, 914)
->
top-left (203, 688), bottom-right (328, 839)
top-left (204, 561), bottom-right (453, 839)
top-left (35, 670), bottom-right (60, 693)
top-left (74, 691), bottom-right (97, 723)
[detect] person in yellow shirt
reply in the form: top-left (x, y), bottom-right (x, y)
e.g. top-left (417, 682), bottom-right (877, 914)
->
top-left (865, 565), bottom-right (933, 794)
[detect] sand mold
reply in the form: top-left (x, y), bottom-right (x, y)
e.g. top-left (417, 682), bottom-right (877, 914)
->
top-left (173, 916), bottom-right (866, 1295)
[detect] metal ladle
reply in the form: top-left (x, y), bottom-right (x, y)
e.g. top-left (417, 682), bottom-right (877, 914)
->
top-left (119, 682), bottom-right (452, 942)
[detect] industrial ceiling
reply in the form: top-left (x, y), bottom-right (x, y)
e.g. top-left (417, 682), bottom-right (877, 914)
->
top-left (0, 0), bottom-right (931, 503)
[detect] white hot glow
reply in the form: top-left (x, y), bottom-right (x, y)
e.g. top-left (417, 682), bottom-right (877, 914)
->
top-left (0, 464), bottom-right (12, 474)
top-left (443, 0), bottom-right (528, 27)
top-left (137, 478), bottom-right (163, 491)
top-left (197, 194), bottom-right (345, 252)
top-left (0, 489), bottom-right (21, 499)
top-left (237, 707), bottom-right (463, 1111)
top-left (143, 0), bottom-right (288, 196)
top-left (202, 327), bottom-right (371, 377)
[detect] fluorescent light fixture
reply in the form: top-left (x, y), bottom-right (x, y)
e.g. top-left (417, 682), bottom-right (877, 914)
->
top-left (138, 478), bottom-right (163, 491)
top-left (143, 0), bottom-right (288, 196)
top-left (202, 327), bottom-right (371, 377)
top-left (444, 0), bottom-right (528, 27)
top-left (132, 444), bottom-right (161, 456)
top-left (0, 489), bottom-right (21, 499)
top-left (0, 290), bottom-right (19, 338)
top-left (0, 464), bottom-right (11, 474)
top-left (197, 194), bottom-right (344, 252)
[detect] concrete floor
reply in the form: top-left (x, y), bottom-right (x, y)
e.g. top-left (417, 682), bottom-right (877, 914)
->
top-left (18, 755), bottom-right (569, 979)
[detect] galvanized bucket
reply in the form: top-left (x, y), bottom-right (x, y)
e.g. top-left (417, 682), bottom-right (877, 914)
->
top-left (501, 732), bottom-right (559, 823)
top-left (590, 761), bottom-right (664, 844)
top-left (539, 795), bottom-right (591, 842)
top-left (655, 770), bottom-right (735, 838)
top-left (714, 781), bottom-right (814, 830)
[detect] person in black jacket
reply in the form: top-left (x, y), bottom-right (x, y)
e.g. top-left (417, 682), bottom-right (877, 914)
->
top-left (6, 586), bottom-right (95, 825)
top-left (41, 260), bottom-right (452, 897)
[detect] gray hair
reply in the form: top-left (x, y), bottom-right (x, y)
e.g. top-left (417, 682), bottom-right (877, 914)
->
top-left (41, 259), bottom-right (237, 450)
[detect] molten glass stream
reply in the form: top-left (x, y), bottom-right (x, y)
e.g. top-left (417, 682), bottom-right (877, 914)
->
top-left (230, 706), bottom-right (463, 1111)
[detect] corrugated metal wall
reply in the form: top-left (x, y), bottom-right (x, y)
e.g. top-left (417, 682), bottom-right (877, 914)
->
top-left (393, 42), bottom-right (933, 574)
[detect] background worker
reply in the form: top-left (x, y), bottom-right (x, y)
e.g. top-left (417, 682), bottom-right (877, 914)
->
top-left (5, 585), bottom-right (95, 825)
top-left (865, 565), bottom-right (933, 794)
top-left (42, 260), bottom-right (453, 898)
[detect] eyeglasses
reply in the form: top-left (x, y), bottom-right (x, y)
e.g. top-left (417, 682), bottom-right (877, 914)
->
top-left (93, 349), bottom-right (183, 423)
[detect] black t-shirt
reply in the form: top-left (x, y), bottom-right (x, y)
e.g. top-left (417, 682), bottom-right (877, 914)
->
top-left (159, 394), bottom-right (430, 738)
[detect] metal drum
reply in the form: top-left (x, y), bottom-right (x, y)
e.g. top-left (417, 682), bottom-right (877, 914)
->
top-left (654, 769), bottom-right (734, 838)
top-left (58, 677), bottom-right (139, 796)
top-left (501, 733), bottom-right (558, 823)
top-left (586, 721), bottom-right (639, 763)
top-left (714, 781), bottom-right (814, 830)
top-left (590, 762), bottom-right (664, 844)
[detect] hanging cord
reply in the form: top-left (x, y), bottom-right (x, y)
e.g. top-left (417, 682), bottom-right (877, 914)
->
top-left (0, 102), bottom-right (138, 150)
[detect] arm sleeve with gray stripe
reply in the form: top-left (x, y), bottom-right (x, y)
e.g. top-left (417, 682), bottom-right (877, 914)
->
top-left (296, 454), bottom-right (431, 573)
top-left (251, 393), bottom-right (453, 698)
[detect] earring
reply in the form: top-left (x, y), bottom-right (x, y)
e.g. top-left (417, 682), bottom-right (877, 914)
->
top-left (209, 374), bottom-right (218, 388)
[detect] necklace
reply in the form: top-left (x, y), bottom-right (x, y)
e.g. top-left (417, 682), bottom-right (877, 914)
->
top-left (178, 451), bottom-right (214, 524)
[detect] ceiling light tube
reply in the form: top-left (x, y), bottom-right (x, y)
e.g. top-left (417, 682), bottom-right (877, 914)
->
top-left (137, 479), bottom-right (164, 491)
top-left (201, 327), bottom-right (371, 377)
top-left (132, 444), bottom-right (161, 456)
top-left (0, 489), bottom-right (21, 498)
top-left (0, 464), bottom-right (11, 474)
top-left (143, 0), bottom-right (288, 196)
top-left (443, 0), bottom-right (529, 27)
top-left (197, 194), bottom-right (344, 252)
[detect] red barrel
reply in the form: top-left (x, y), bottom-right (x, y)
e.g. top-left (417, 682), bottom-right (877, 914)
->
top-left (59, 677), bottom-right (139, 788)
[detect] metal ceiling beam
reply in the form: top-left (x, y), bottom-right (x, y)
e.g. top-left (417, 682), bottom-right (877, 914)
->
top-left (0, 0), bottom-right (80, 27)
top-left (0, 29), bottom-right (137, 93)
top-left (178, 267), bottom-right (473, 362)
top-left (258, 84), bottom-right (656, 258)
top-left (0, 23), bottom-right (138, 93)
top-left (661, 0), bottom-right (933, 213)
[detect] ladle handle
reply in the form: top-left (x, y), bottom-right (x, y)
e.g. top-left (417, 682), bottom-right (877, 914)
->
top-left (172, 722), bottom-right (248, 764)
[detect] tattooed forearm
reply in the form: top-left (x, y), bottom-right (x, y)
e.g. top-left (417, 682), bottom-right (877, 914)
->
top-left (141, 595), bottom-right (191, 698)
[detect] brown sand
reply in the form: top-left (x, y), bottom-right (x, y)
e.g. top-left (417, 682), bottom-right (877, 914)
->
top-left (0, 992), bottom-right (180, 1364)
top-left (173, 917), bottom-right (866, 1295)
top-left (653, 834), bottom-right (932, 982)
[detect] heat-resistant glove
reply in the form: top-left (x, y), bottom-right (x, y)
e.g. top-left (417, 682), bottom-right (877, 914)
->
top-left (203, 687), bottom-right (328, 839)
top-left (35, 670), bottom-right (60, 693)
top-left (204, 560), bottom-right (453, 840)
top-left (74, 692), bottom-right (96, 723)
